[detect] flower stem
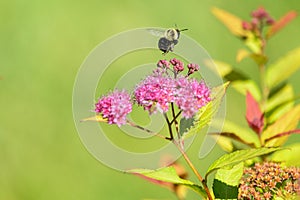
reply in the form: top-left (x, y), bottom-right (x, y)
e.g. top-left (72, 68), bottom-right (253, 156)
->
top-left (170, 110), bottom-right (182, 124)
top-left (164, 113), bottom-right (174, 140)
top-left (126, 120), bottom-right (166, 139)
top-left (257, 26), bottom-right (269, 112)
top-left (173, 141), bottom-right (213, 200)
top-left (259, 63), bottom-right (269, 111)
top-left (171, 103), bottom-right (180, 139)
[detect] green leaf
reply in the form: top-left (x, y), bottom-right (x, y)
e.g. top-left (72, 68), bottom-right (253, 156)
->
top-left (249, 53), bottom-right (268, 65)
top-left (266, 47), bottom-right (300, 89)
top-left (266, 83), bottom-right (295, 124)
top-left (231, 79), bottom-right (261, 101)
top-left (271, 143), bottom-right (300, 166)
top-left (206, 147), bottom-right (280, 178)
top-left (80, 115), bottom-right (107, 123)
top-left (179, 118), bottom-right (194, 137)
top-left (267, 102), bottom-right (294, 125)
top-left (236, 49), bottom-right (267, 65)
top-left (215, 162), bottom-right (244, 186)
top-left (211, 7), bottom-right (247, 37)
top-left (207, 60), bottom-right (261, 100)
top-left (236, 49), bottom-right (250, 63)
top-left (274, 197), bottom-right (284, 200)
top-left (212, 135), bottom-right (234, 152)
top-left (128, 166), bottom-right (207, 198)
top-left (207, 60), bottom-right (233, 78)
top-left (266, 84), bottom-right (294, 113)
top-left (224, 68), bottom-right (248, 81)
top-left (207, 60), bottom-right (249, 81)
top-left (213, 179), bottom-right (238, 199)
top-left (244, 33), bottom-right (262, 54)
top-left (182, 82), bottom-right (229, 139)
top-left (262, 104), bottom-right (300, 147)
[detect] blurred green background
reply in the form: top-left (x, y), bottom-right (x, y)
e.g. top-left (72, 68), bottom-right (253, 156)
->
top-left (1, 0), bottom-right (300, 199)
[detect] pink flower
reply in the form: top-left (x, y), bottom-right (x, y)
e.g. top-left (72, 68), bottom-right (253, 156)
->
top-left (95, 90), bottom-right (132, 126)
top-left (134, 58), bottom-right (211, 118)
top-left (134, 73), bottom-right (176, 114)
top-left (242, 21), bottom-right (252, 30)
top-left (251, 7), bottom-right (268, 19)
top-left (242, 7), bottom-right (275, 31)
top-left (175, 77), bottom-right (211, 118)
top-left (170, 58), bottom-right (184, 73)
top-left (187, 63), bottom-right (199, 75)
top-left (157, 59), bottom-right (170, 69)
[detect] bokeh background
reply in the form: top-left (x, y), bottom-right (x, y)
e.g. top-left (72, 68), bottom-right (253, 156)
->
top-left (1, 0), bottom-right (300, 199)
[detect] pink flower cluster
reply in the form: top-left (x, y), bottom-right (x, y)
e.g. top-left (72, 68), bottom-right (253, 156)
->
top-left (95, 90), bottom-right (132, 126)
top-left (175, 77), bottom-right (211, 118)
top-left (242, 7), bottom-right (275, 32)
top-left (93, 59), bottom-right (211, 126)
top-left (134, 73), bottom-right (175, 114)
top-left (134, 59), bottom-right (211, 118)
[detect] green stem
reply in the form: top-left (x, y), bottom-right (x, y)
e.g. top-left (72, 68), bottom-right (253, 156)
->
top-left (259, 63), bottom-right (269, 112)
top-left (257, 25), bottom-right (269, 110)
top-left (257, 28), bottom-right (269, 147)
top-left (173, 141), bottom-right (213, 200)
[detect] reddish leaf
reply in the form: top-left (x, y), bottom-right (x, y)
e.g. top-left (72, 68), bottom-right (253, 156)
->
top-left (246, 91), bottom-right (264, 134)
top-left (210, 132), bottom-right (256, 148)
top-left (262, 104), bottom-right (300, 146)
top-left (267, 11), bottom-right (297, 38)
top-left (264, 129), bottom-right (300, 143)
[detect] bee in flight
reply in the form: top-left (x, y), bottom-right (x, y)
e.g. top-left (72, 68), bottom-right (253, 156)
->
top-left (148, 27), bottom-right (188, 55)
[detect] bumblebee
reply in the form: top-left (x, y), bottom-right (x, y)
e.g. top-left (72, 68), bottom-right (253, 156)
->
top-left (148, 27), bottom-right (188, 54)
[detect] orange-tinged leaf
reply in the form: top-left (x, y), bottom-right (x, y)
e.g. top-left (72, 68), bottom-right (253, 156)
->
top-left (267, 11), bottom-right (297, 38)
top-left (262, 104), bottom-right (300, 147)
top-left (80, 115), bottom-right (107, 122)
top-left (211, 7), bottom-right (247, 37)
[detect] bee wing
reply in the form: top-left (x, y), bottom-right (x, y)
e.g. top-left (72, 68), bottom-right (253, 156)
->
top-left (146, 28), bottom-right (165, 37)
